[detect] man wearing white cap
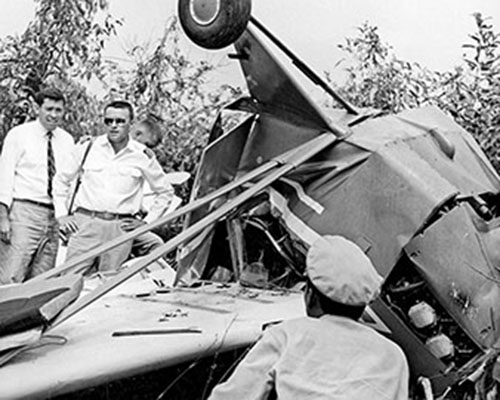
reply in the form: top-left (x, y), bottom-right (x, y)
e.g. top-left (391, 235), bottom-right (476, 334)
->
top-left (209, 235), bottom-right (409, 399)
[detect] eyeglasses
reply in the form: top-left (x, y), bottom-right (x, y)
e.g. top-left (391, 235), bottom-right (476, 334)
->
top-left (104, 118), bottom-right (127, 126)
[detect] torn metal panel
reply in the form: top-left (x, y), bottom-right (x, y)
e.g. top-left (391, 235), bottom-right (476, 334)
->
top-left (176, 227), bottom-right (215, 286)
top-left (287, 149), bottom-right (457, 277)
top-left (237, 114), bottom-right (325, 173)
top-left (178, 117), bottom-right (254, 284)
top-left (406, 203), bottom-right (500, 349)
top-left (174, 7), bottom-right (500, 396)
top-left (234, 27), bottom-right (333, 132)
top-left (189, 116), bottom-right (254, 203)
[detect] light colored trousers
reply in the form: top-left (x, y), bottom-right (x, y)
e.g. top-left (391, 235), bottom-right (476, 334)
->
top-left (65, 213), bottom-right (133, 274)
top-left (0, 200), bottom-right (59, 284)
top-left (132, 231), bottom-right (164, 257)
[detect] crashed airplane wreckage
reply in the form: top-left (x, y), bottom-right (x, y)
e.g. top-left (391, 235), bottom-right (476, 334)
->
top-left (1, 0), bottom-right (500, 398)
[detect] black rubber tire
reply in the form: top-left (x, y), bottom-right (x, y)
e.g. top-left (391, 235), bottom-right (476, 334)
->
top-left (178, 0), bottom-right (252, 49)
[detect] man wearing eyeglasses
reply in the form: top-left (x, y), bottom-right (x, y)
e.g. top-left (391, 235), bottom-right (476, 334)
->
top-left (53, 100), bottom-right (174, 273)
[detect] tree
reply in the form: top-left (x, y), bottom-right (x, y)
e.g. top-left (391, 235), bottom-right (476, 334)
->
top-left (332, 15), bottom-right (500, 171)
top-left (331, 22), bottom-right (440, 113)
top-left (98, 17), bottom-right (243, 236)
top-left (0, 0), bottom-right (121, 145)
top-left (436, 13), bottom-right (500, 170)
top-left (0, 4), bottom-right (243, 208)
top-left (104, 17), bottom-right (242, 185)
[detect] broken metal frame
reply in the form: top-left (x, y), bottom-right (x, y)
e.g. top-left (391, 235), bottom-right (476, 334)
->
top-left (249, 16), bottom-right (359, 116)
top-left (34, 142), bottom-right (298, 280)
top-left (52, 132), bottom-right (340, 328)
top-left (0, 131), bottom-right (342, 367)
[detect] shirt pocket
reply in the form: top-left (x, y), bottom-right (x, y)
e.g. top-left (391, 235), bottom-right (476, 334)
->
top-left (24, 142), bottom-right (47, 170)
top-left (114, 166), bottom-right (142, 194)
top-left (81, 159), bottom-right (106, 190)
top-left (83, 161), bottom-right (105, 178)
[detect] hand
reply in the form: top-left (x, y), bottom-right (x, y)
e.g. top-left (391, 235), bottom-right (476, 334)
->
top-left (120, 218), bottom-right (145, 232)
top-left (58, 215), bottom-right (80, 235)
top-left (0, 213), bottom-right (11, 244)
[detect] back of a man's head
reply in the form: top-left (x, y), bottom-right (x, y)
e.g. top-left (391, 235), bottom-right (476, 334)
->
top-left (132, 117), bottom-right (162, 148)
top-left (305, 235), bottom-right (383, 319)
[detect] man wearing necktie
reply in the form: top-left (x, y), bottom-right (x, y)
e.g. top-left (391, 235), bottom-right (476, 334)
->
top-left (0, 87), bottom-right (75, 284)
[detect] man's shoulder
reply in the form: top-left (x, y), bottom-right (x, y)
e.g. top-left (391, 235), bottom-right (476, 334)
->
top-left (90, 134), bottom-right (107, 145)
top-left (55, 126), bottom-right (72, 137)
top-left (353, 319), bottom-right (407, 359)
top-left (8, 120), bottom-right (37, 136)
top-left (2, 121), bottom-right (37, 147)
top-left (82, 134), bottom-right (106, 150)
top-left (258, 317), bottom-right (316, 345)
top-left (55, 127), bottom-right (75, 144)
top-left (130, 139), bottom-right (156, 160)
top-left (267, 317), bottom-right (312, 333)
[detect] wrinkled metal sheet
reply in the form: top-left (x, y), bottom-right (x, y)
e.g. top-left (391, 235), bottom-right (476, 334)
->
top-left (237, 114), bottom-right (323, 173)
top-left (352, 106), bottom-right (500, 195)
top-left (234, 27), bottom-right (332, 132)
top-left (405, 204), bottom-right (500, 349)
top-left (177, 117), bottom-right (253, 284)
top-left (192, 116), bottom-right (254, 199)
top-left (283, 106), bottom-right (499, 277)
top-left (287, 148), bottom-right (457, 277)
top-left (184, 115), bottom-right (253, 228)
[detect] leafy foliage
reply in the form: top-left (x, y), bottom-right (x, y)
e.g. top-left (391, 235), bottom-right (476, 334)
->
top-left (0, 4), bottom-right (241, 201)
top-left (96, 18), bottom-right (243, 236)
top-left (332, 14), bottom-right (500, 171)
top-left (106, 18), bottom-right (242, 178)
top-left (0, 0), bottom-right (121, 143)
top-left (437, 14), bottom-right (500, 169)
top-left (2, 3), bottom-right (499, 195)
top-left (0, 2), bottom-right (243, 242)
top-left (331, 23), bottom-right (438, 113)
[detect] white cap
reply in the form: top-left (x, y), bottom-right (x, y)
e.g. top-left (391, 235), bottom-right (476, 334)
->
top-left (306, 235), bottom-right (383, 306)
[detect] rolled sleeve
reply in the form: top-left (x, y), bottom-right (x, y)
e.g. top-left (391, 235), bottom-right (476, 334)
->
top-left (141, 157), bottom-right (175, 223)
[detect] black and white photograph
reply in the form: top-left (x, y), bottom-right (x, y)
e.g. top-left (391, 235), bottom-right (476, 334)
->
top-left (0, 0), bottom-right (499, 399)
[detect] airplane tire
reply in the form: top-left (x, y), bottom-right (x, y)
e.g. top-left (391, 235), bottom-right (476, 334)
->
top-left (178, 0), bottom-right (252, 49)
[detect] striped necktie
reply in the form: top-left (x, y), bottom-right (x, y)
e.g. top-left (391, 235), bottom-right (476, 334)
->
top-left (47, 131), bottom-right (56, 198)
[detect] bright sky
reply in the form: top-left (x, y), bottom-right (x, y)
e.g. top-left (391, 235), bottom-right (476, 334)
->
top-left (1, 0), bottom-right (499, 90)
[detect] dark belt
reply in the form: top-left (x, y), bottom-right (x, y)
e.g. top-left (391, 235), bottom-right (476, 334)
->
top-left (75, 207), bottom-right (135, 221)
top-left (14, 198), bottom-right (54, 210)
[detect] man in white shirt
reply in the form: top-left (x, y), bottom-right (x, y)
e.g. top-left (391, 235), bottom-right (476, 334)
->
top-left (53, 101), bottom-right (174, 273)
top-left (0, 88), bottom-right (75, 284)
top-left (209, 235), bottom-right (410, 400)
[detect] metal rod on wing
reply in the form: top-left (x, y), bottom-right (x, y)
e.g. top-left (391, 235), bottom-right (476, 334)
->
top-left (33, 158), bottom-right (279, 281)
top-left (50, 132), bottom-right (340, 328)
top-left (249, 16), bottom-right (359, 116)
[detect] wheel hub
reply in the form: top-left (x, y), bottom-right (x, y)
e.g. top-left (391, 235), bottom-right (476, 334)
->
top-left (189, 0), bottom-right (220, 26)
